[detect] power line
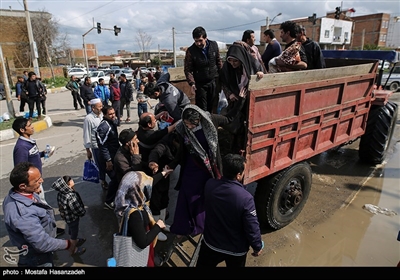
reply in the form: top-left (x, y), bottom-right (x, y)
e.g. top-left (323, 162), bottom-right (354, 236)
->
top-left (175, 18), bottom-right (266, 34)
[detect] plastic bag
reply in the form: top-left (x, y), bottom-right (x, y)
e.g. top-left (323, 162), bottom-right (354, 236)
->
top-left (83, 159), bottom-right (100, 183)
top-left (217, 91), bottom-right (228, 114)
top-left (2, 112), bottom-right (10, 121)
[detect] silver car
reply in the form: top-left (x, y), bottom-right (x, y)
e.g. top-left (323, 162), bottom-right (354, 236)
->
top-left (382, 66), bottom-right (400, 92)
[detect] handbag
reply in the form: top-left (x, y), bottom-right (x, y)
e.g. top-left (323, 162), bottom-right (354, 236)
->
top-left (82, 159), bottom-right (99, 183)
top-left (112, 208), bottom-right (150, 267)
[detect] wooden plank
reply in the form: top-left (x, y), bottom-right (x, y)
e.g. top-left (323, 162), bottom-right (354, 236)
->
top-left (249, 63), bottom-right (375, 90)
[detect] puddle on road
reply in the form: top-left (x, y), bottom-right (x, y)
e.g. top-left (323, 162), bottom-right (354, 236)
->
top-left (255, 143), bottom-right (400, 267)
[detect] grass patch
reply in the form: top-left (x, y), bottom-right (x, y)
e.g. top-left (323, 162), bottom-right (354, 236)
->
top-left (0, 118), bottom-right (14, 131)
top-left (0, 117), bottom-right (40, 131)
top-left (42, 76), bottom-right (69, 88)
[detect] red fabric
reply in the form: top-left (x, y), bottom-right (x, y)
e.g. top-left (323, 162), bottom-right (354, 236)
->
top-left (147, 242), bottom-right (155, 267)
top-left (146, 224), bottom-right (155, 267)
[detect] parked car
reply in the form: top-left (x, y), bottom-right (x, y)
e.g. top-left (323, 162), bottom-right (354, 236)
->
top-left (382, 66), bottom-right (400, 92)
top-left (139, 67), bottom-right (149, 75)
top-left (112, 69), bottom-right (133, 82)
top-left (378, 60), bottom-right (390, 70)
top-left (67, 68), bottom-right (87, 79)
top-left (88, 70), bottom-right (110, 87)
top-left (121, 69), bottom-right (134, 82)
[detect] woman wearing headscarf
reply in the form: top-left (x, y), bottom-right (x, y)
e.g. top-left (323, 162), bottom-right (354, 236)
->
top-left (219, 43), bottom-right (264, 152)
top-left (166, 102), bottom-right (242, 237)
top-left (113, 170), bottom-right (172, 267)
top-left (220, 43), bottom-right (264, 104)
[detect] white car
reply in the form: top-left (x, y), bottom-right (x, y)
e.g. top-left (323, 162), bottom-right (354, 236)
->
top-left (88, 71), bottom-right (110, 87)
top-left (67, 68), bottom-right (87, 79)
top-left (139, 67), bottom-right (149, 75)
top-left (147, 67), bottom-right (156, 74)
top-left (382, 66), bottom-right (400, 92)
top-left (378, 60), bottom-right (390, 70)
top-left (112, 69), bottom-right (133, 82)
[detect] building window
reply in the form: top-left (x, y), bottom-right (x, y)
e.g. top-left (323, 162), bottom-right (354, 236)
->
top-left (324, 30), bottom-right (330, 38)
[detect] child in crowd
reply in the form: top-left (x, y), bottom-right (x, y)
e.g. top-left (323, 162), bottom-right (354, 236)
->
top-left (136, 83), bottom-right (153, 119)
top-left (51, 176), bottom-right (86, 256)
top-left (268, 41), bottom-right (302, 73)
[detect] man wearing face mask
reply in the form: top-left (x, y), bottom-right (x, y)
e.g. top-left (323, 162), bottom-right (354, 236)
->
top-left (184, 26), bottom-right (223, 113)
top-left (96, 105), bottom-right (120, 210)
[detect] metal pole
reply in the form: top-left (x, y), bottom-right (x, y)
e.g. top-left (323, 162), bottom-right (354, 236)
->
top-left (23, 0), bottom-right (39, 75)
top-left (266, 16), bottom-right (270, 30)
top-left (82, 35), bottom-right (89, 75)
top-left (0, 44), bottom-right (16, 117)
top-left (173, 27), bottom-right (176, 67)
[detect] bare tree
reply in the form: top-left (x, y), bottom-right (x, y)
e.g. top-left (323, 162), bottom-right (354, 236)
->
top-left (135, 29), bottom-right (152, 66)
top-left (9, 8), bottom-right (71, 70)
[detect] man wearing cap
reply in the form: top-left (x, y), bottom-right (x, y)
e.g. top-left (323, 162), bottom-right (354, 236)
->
top-left (83, 98), bottom-right (107, 190)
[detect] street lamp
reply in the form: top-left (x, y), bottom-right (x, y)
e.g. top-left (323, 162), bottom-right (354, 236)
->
top-left (267, 12), bottom-right (282, 29)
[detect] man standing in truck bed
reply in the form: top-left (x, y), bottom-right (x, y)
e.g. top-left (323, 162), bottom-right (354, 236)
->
top-left (184, 26), bottom-right (223, 113)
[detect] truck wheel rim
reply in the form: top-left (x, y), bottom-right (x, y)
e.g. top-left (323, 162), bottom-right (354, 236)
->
top-left (279, 178), bottom-right (303, 214)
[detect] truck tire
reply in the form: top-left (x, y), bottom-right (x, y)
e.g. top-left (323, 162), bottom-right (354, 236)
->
top-left (359, 101), bottom-right (398, 164)
top-left (389, 82), bottom-right (399, 92)
top-left (254, 162), bottom-right (312, 230)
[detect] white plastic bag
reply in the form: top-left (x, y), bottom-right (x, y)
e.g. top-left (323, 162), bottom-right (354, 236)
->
top-left (217, 90), bottom-right (228, 114)
top-left (2, 112), bottom-right (10, 121)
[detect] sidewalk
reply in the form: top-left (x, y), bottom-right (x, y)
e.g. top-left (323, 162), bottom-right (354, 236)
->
top-left (0, 115), bottom-right (53, 142)
top-left (0, 86), bottom-right (64, 142)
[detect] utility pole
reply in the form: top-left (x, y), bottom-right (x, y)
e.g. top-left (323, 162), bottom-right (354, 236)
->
top-left (0, 44), bottom-right (16, 117)
top-left (82, 30), bottom-right (92, 76)
top-left (24, 0), bottom-right (39, 75)
top-left (172, 27), bottom-right (176, 67)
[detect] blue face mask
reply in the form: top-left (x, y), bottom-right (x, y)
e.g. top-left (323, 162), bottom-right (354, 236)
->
top-left (143, 184), bottom-right (152, 202)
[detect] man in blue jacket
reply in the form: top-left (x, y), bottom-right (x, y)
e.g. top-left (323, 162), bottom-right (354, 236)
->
top-left (3, 162), bottom-right (74, 266)
top-left (196, 153), bottom-right (263, 267)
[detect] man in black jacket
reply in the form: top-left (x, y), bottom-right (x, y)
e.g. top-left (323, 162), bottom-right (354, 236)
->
top-left (184, 26), bottom-right (223, 113)
top-left (23, 72), bottom-right (46, 120)
top-left (296, 26), bottom-right (326, 70)
top-left (80, 77), bottom-right (96, 114)
top-left (119, 73), bottom-right (134, 123)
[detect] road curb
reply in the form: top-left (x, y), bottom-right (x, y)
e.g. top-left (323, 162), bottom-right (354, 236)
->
top-left (0, 115), bottom-right (52, 142)
top-left (47, 86), bottom-right (66, 94)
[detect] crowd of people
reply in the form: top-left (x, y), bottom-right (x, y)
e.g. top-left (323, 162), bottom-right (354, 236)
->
top-left (4, 20), bottom-right (325, 268)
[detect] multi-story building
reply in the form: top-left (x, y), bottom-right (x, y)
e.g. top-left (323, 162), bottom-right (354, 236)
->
top-left (261, 10), bottom-right (399, 51)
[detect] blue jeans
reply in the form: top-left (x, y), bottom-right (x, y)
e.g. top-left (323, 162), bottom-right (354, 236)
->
top-left (136, 78), bottom-right (141, 90)
top-left (92, 148), bottom-right (106, 182)
top-left (137, 102), bottom-right (148, 118)
top-left (85, 104), bottom-right (92, 114)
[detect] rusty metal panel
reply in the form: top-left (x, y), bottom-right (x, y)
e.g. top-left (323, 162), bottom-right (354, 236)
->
top-left (244, 63), bottom-right (377, 185)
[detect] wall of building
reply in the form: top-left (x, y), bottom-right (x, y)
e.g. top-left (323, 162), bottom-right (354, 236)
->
top-left (319, 18), bottom-right (353, 47)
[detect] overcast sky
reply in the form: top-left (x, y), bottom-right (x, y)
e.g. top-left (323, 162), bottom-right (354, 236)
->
top-left (2, 0), bottom-right (399, 55)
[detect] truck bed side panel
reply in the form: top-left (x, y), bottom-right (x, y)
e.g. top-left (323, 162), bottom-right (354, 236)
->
top-left (244, 63), bottom-right (376, 184)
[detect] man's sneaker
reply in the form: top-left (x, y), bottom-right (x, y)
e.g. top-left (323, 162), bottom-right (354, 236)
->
top-left (104, 202), bottom-right (115, 210)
